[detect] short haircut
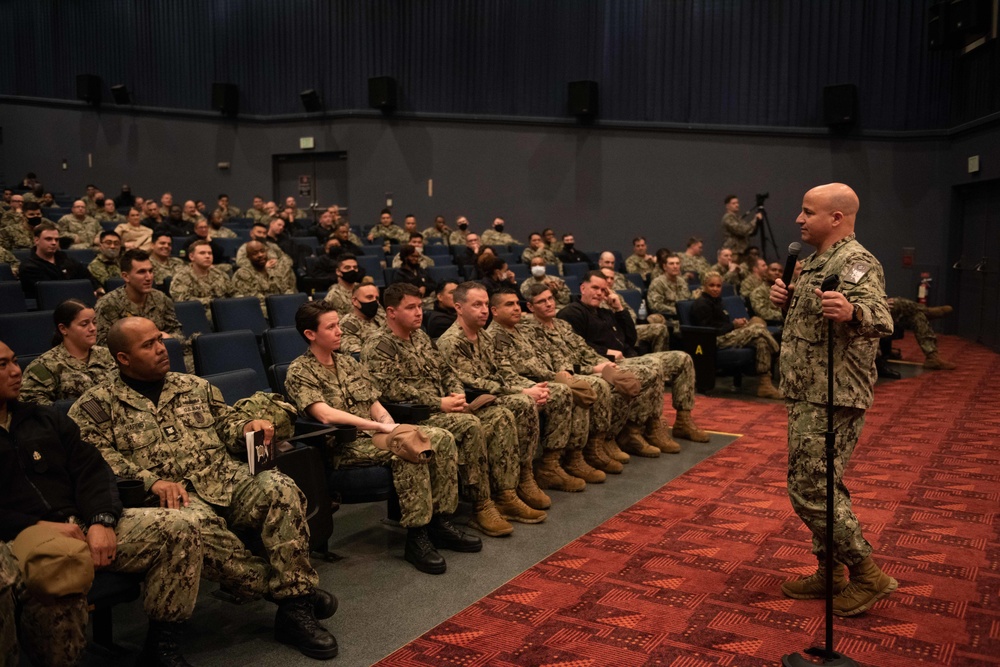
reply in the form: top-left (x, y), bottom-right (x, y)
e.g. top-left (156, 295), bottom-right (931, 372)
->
top-left (33, 221), bottom-right (58, 237)
top-left (686, 236), bottom-right (702, 248)
top-left (252, 221), bottom-right (269, 230)
top-left (380, 208), bottom-right (392, 216)
top-left (106, 319), bottom-right (132, 359)
top-left (294, 300), bottom-right (339, 341)
top-left (383, 282), bottom-right (421, 308)
top-left (526, 282), bottom-right (553, 302)
top-left (351, 281), bottom-right (378, 296)
top-left (724, 194), bottom-right (737, 204)
top-left (702, 270), bottom-right (722, 283)
top-left (583, 270), bottom-right (606, 284)
top-left (399, 245), bottom-right (418, 260)
top-left (542, 227), bottom-right (554, 235)
top-left (453, 281), bottom-right (487, 304)
top-left (129, 207), bottom-right (142, 216)
top-left (23, 201), bottom-right (41, 213)
top-left (489, 287), bottom-right (519, 308)
top-left (404, 213), bottom-right (416, 220)
top-left (218, 193), bottom-right (229, 200)
top-left (632, 236), bottom-right (646, 244)
top-left (99, 230), bottom-right (121, 242)
top-left (188, 239), bottom-right (212, 251)
top-left (528, 232), bottom-right (541, 240)
top-left (408, 232), bottom-right (423, 241)
top-left (120, 249), bottom-right (150, 273)
top-left (335, 253), bottom-right (357, 269)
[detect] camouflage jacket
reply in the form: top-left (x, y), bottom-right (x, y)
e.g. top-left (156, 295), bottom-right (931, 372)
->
top-left (625, 254), bottom-right (656, 280)
top-left (235, 241), bottom-right (293, 272)
top-left (169, 266), bottom-right (233, 312)
top-left (209, 225), bottom-right (238, 239)
top-left (284, 349), bottom-right (381, 422)
top-left (323, 283), bottom-right (354, 316)
top-left (446, 230), bottom-right (468, 247)
top-left (95, 211), bottom-right (126, 225)
top-left (88, 256), bottom-right (120, 288)
top-left (421, 226), bottom-right (453, 243)
top-left (521, 247), bottom-right (562, 274)
top-left (94, 287), bottom-right (184, 345)
top-left (740, 273), bottom-right (764, 298)
top-left (56, 215), bottom-right (102, 249)
top-left (722, 211), bottom-right (756, 255)
top-left (231, 265), bottom-right (296, 306)
top-left (480, 230), bottom-right (519, 247)
top-left (368, 223), bottom-right (409, 244)
top-left (520, 317), bottom-right (607, 373)
top-left (610, 272), bottom-right (640, 292)
top-left (708, 262), bottom-right (745, 286)
top-left (391, 253), bottom-right (435, 269)
top-left (750, 282), bottom-right (782, 322)
top-left (680, 254), bottom-right (711, 280)
top-left (20, 344), bottom-right (116, 405)
top-left (647, 275), bottom-right (691, 317)
top-left (149, 256), bottom-right (186, 286)
top-left (0, 244), bottom-right (19, 273)
top-left (519, 275), bottom-right (570, 308)
top-left (339, 311), bottom-right (385, 355)
top-left (487, 322), bottom-right (555, 382)
top-left (436, 321), bottom-right (533, 395)
top-left (361, 327), bottom-right (463, 410)
top-left (0, 221), bottom-right (34, 250)
top-left (69, 373), bottom-right (254, 504)
top-left (114, 223), bottom-right (154, 250)
top-left (779, 234), bottom-right (892, 409)
top-left (214, 205), bottom-right (242, 221)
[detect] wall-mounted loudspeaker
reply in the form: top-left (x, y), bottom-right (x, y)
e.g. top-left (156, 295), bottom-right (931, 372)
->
top-left (568, 81), bottom-right (598, 120)
top-left (823, 83), bottom-right (858, 127)
top-left (300, 89), bottom-right (323, 113)
top-left (76, 74), bottom-right (102, 106)
top-left (212, 83), bottom-right (239, 117)
top-left (368, 77), bottom-right (397, 112)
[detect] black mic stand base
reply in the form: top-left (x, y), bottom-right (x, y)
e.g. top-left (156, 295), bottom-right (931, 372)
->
top-left (782, 648), bottom-right (860, 666)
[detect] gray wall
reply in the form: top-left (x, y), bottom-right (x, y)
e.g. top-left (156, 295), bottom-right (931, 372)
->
top-left (4, 100), bottom-right (994, 298)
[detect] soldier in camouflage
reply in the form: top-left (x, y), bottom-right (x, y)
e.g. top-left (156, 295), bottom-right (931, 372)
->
top-left (522, 232), bottom-right (563, 274)
top-left (148, 233), bottom-right (187, 287)
top-left (480, 217), bottom-right (520, 247)
top-left (437, 283), bottom-right (553, 524)
top-left (323, 254), bottom-right (366, 316)
top-left (363, 283), bottom-right (523, 537)
top-left (231, 240), bottom-right (297, 314)
top-left (749, 261), bottom-right (785, 323)
top-left (770, 183), bottom-right (898, 617)
top-left (367, 209), bottom-right (409, 244)
top-left (0, 244), bottom-right (18, 275)
top-left (56, 200), bottom-right (102, 250)
top-left (887, 296), bottom-right (956, 370)
top-left (20, 300), bottom-right (116, 405)
top-left (721, 194), bottom-right (762, 260)
top-left (647, 254), bottom-right (692, 332)
top-left (286, 300), bottom-right (480, 574)
top-left (1, 339), bottom-right (204, 666)
top-left (520, 256), bottom-right (572, 309)
top-left (339, 282), bottom-right (386, 355)
top-left (87, 230), bottom-right (122, 291)
top-left (708, 247), bottom-right (746, 287)
top-left (0, 203), bottom-right (37, 250)
top-left (169, 239), bottom-right (234, 321)
top-left (680, 237), bottom-right (712, 282)
top-left (421, 215), bottom-right (454, 245)
top-left (213, 194), bottom-right (242, 221)
top-left (625, 236), bottom-right (657, 282)
top-left (448, 216), bottom-right (472, 246)
top-left (391, 233), bottom-right (436, 269)
top-left (235, 222), bottom-right (294, 273)
top-left (95, 198), bottom-right (127, 225)
top-left (70, 317), bottom-right (339, 659)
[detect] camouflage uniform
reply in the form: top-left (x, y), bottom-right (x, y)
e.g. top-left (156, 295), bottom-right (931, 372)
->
top-left (56, 214), bottom-right (102, 249)
top-left (480, 229), bottom-right (519, 247)
top-left (0, 543), bottom-right (17, 666)
top-left (437, 321), bottom-right (540, 466)
top-left (680, 254), bottom-right (711, 280)
top-left (247, 207), bottom-right (268, 223)
top-left (0, 220), bottom-right (33, 250)
top-left (0, 244), bottom-right (18, 274)
top-left (361, 327), bottom-right (519, 501)
top-left (94, 287), bottom-right (185, 345)
top-left (368, 223), bottom-right (409, 244)
top-left (339, 310), bottom-right (385, 355)
top-left (625, 254), bottom-right (656, 281)
top-left (231, 265), bottom-right (296, 313)
top-left (447, 229), bottom-right (468, 246)
top-left (740, 272), bottom-right (764, 298)
top-left (890, 297), bottom-right (938, 356)
top-left (70, 373), bottom-right (319, 599)
top-left (323, 282), bottom-right (355, 316)
top-left (20, 344), bottom-right (116, 405)
top-left (284, 349), bottom-right (459, 528)
top-left (750, 282), bottom-right (783, 322)
top-left (718, 323), bottom-right (780, 375)
top-left (149, 255), bottom-right (186, 286)
top-left (210, 224), bottom-right (238, 240)
top-left (214, 205), bottom-right (242, 221)
top-left (610, 272), bottom-right (640, 292)
top-left (521, 247), bottom-right (562, 274)
top-left (722, 211), bottom-right (756, 257)
top-left (708, 262), bottom-right (745, 286)
top-left (95, 210), bottom-right (127, 225)
top-left (235, 240), bottom-right (293, 273)
top-left (422, 225), bottom-right (453, 244)
top-left (488, 322), bottom-right (585, 450)
top-left (647, 275), bottom-right (691, 320)
top-left (602, 300), bottom-right (670, 352)
top-left (82, 196), bottom-right (99, 216)
top-left (391, 252), bottom-right (435, 269)
top-left (520, 275), bottom-right (571, 310)
top-left (169, 265), bottom-right (234, 320)
top-left (781, 233), bottom-right (893, 566)
top-left (88, 255), bottom-right (120, 288)
top-left (114, 223), bottom-right (153, 250)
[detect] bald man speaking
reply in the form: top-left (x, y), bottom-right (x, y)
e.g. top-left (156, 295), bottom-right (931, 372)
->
top-left (770, 183), bottom-right (896, 617)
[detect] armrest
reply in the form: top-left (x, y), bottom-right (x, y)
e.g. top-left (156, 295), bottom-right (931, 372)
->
top-left (294, 418), bottom-right (357, 446)
top-left (382, 402), bottom-right (431, 424)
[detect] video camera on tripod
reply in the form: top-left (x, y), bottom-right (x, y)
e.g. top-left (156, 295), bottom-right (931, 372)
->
top-left (755, 192), bottom-right (769, 209)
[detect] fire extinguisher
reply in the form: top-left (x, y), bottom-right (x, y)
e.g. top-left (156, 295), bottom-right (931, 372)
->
top-left (917, 272), bottom-right (931, 304)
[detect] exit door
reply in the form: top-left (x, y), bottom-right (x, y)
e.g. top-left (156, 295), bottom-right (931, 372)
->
top-left (272, 151), bottom-right (348, 225)
top-left (950, 179), bottom-right (1000, 352)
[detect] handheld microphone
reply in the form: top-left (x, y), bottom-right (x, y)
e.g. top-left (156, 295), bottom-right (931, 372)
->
top-left (781, 242), bottom-right (802, 286)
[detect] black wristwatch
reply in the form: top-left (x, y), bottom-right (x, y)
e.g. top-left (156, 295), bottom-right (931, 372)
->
top-left (90, 512), bottom-right (118, 529)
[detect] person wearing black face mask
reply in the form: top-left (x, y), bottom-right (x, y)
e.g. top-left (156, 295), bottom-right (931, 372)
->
top-left (392, 245), bottom-right (438, 306)
top-left (557, 233), bottom-right (593, 268)
top-left (339, 283), bottom-right (386, 354)
top-left (322, 254), bottom-right (366, 316)
top-left (480, 217), bottom-right (520, 247)
top-left (447, 216), bottom-right (470, 246)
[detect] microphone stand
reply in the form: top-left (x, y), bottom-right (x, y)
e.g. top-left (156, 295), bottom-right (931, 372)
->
top-left (782, 275), bottom-right (859, 667)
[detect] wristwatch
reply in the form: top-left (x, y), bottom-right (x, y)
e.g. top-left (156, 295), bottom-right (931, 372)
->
top-left (851, 304), bottom-right (862, 323)
top-left (90, 512), bottom-right (118, 529)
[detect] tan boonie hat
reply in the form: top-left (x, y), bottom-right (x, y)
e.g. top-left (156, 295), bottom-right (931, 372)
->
top-left (601, 365), bottom-right (641, 398)
top-left (372, 424), bottom-right (434, 464)
top-left (10, 524), bottom-right (95, 599)
top-left (551, 371), bottom-right (598, 407)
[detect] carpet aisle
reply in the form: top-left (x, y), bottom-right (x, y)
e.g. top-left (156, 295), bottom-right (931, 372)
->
top-left (375, 334), bottom-right (1000, 667)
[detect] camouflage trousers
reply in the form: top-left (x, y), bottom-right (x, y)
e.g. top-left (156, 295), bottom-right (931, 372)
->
top-left (336, 426), bottom-right (459, 528)
top-left (426, 407), bottom-right (518, 501)
top-left (640, 350), bottom-right (697, 411)
top-left (185, 469), bottom-right (318, 600)
top-left (786, 400), bottom-right (873, 567)
top-left (891, 297), bottom-right (937, 356)
top-left (1, 543), bottom-right (19, 667)
top-left (496, 393), bottom-right (540, 465)
top-left (618, 358), bottom-right (666, 424)
top-left (540, 382), bottom-right (574, 452)
top-left (9, 508), bottom-right (204, 667)
top-left (718, 324), bottom-right (779, 375)
top-left (636, 321), bottom-right (670, 352)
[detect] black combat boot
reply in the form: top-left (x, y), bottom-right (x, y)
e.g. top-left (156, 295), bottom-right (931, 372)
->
top-left (274, 595), bottom-right (339, 659)
top-left (266, 587), bottom-right (337, 620)
top-left (136, 620), bottom-right (193, 667)
top-left (404, 526), bottom-right (447, 574)
top-left (427, 514), bottom-right (483, 552)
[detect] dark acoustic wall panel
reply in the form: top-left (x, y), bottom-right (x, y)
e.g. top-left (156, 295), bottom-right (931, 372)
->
top-left (0, 0), bottom-right (987, 130)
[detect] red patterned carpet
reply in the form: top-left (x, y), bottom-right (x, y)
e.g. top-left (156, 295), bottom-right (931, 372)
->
top-left (376, 334), bottom-right (1000, 667)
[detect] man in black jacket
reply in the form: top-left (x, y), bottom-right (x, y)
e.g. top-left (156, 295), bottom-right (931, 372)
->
top-left (18, 221), bottom-right (96, 299)
top-left (0, 339), bottom-right (204, 666)
top-left (556, 234), bottom-right (593, 268)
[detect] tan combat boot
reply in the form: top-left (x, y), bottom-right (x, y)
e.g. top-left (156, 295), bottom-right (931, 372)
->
top-left (603, 434), bottom-right (630, 464)
top-left (780, 561), bottom-right (848, 599)
top-left (671, 410), bottom-right (710, 442)
top-left (517, 462), bottom-right (552, 510)
top-left (534, 450), bottom-right (586, 493)
top-left (925, 305), bottom-right (953, 319)
top-left (923, 352), bottom-right (956, 370)
top-left (617, 424), bottom-right (660, 458)
top-left (562, 449), bottom-right (606, 484)
top-left (757, 374), bottom-right (783, 399)
top-left (468, 498), bottom-right (513, 537)
top-left (494, 490), bottom-right (547, 524)
top-left (833, 557), bottom-right (898, 617)
top-left (644, 419), bottom-right (681, 453)
top-left (583, 437), bottom-right (623, 474)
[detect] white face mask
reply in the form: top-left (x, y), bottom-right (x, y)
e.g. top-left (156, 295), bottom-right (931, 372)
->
top-left (531, 265), bottom-right (546, 278)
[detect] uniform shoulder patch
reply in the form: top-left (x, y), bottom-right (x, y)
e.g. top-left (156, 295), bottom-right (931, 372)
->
top-left (493, 330), bottom-right (513, 348)
top-left (77, 398), bottom-right (111, 424)
top-left (458, 339), bottom-right (474, 358)
top-left (341, 318), bottom-right (360, 334)
top-left (842, 261), bottom-right (871, 285)
top-left (375, 338), bottom-right (398, 358)
top-left (27, 363), bottom-right (54, 384)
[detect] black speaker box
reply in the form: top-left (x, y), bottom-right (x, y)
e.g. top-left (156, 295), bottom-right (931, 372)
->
top-left (368, 77), bottom-right (397, 111)
top-left (76, 74), bottom-right (102, 106)
top-left (300, 89), bottom-right (323, 113)
top-left (110, 84), bottom-right (131, 105)
top-left (823, 84), bottom-right (858, 127)
top-left (212, 83), bottom-right (239, 116)
top-left (568, 80), bottom-right (598, 118)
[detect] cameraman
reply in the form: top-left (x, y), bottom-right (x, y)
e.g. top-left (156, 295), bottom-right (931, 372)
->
top-left (721, 194), bottom-right (763, 262)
